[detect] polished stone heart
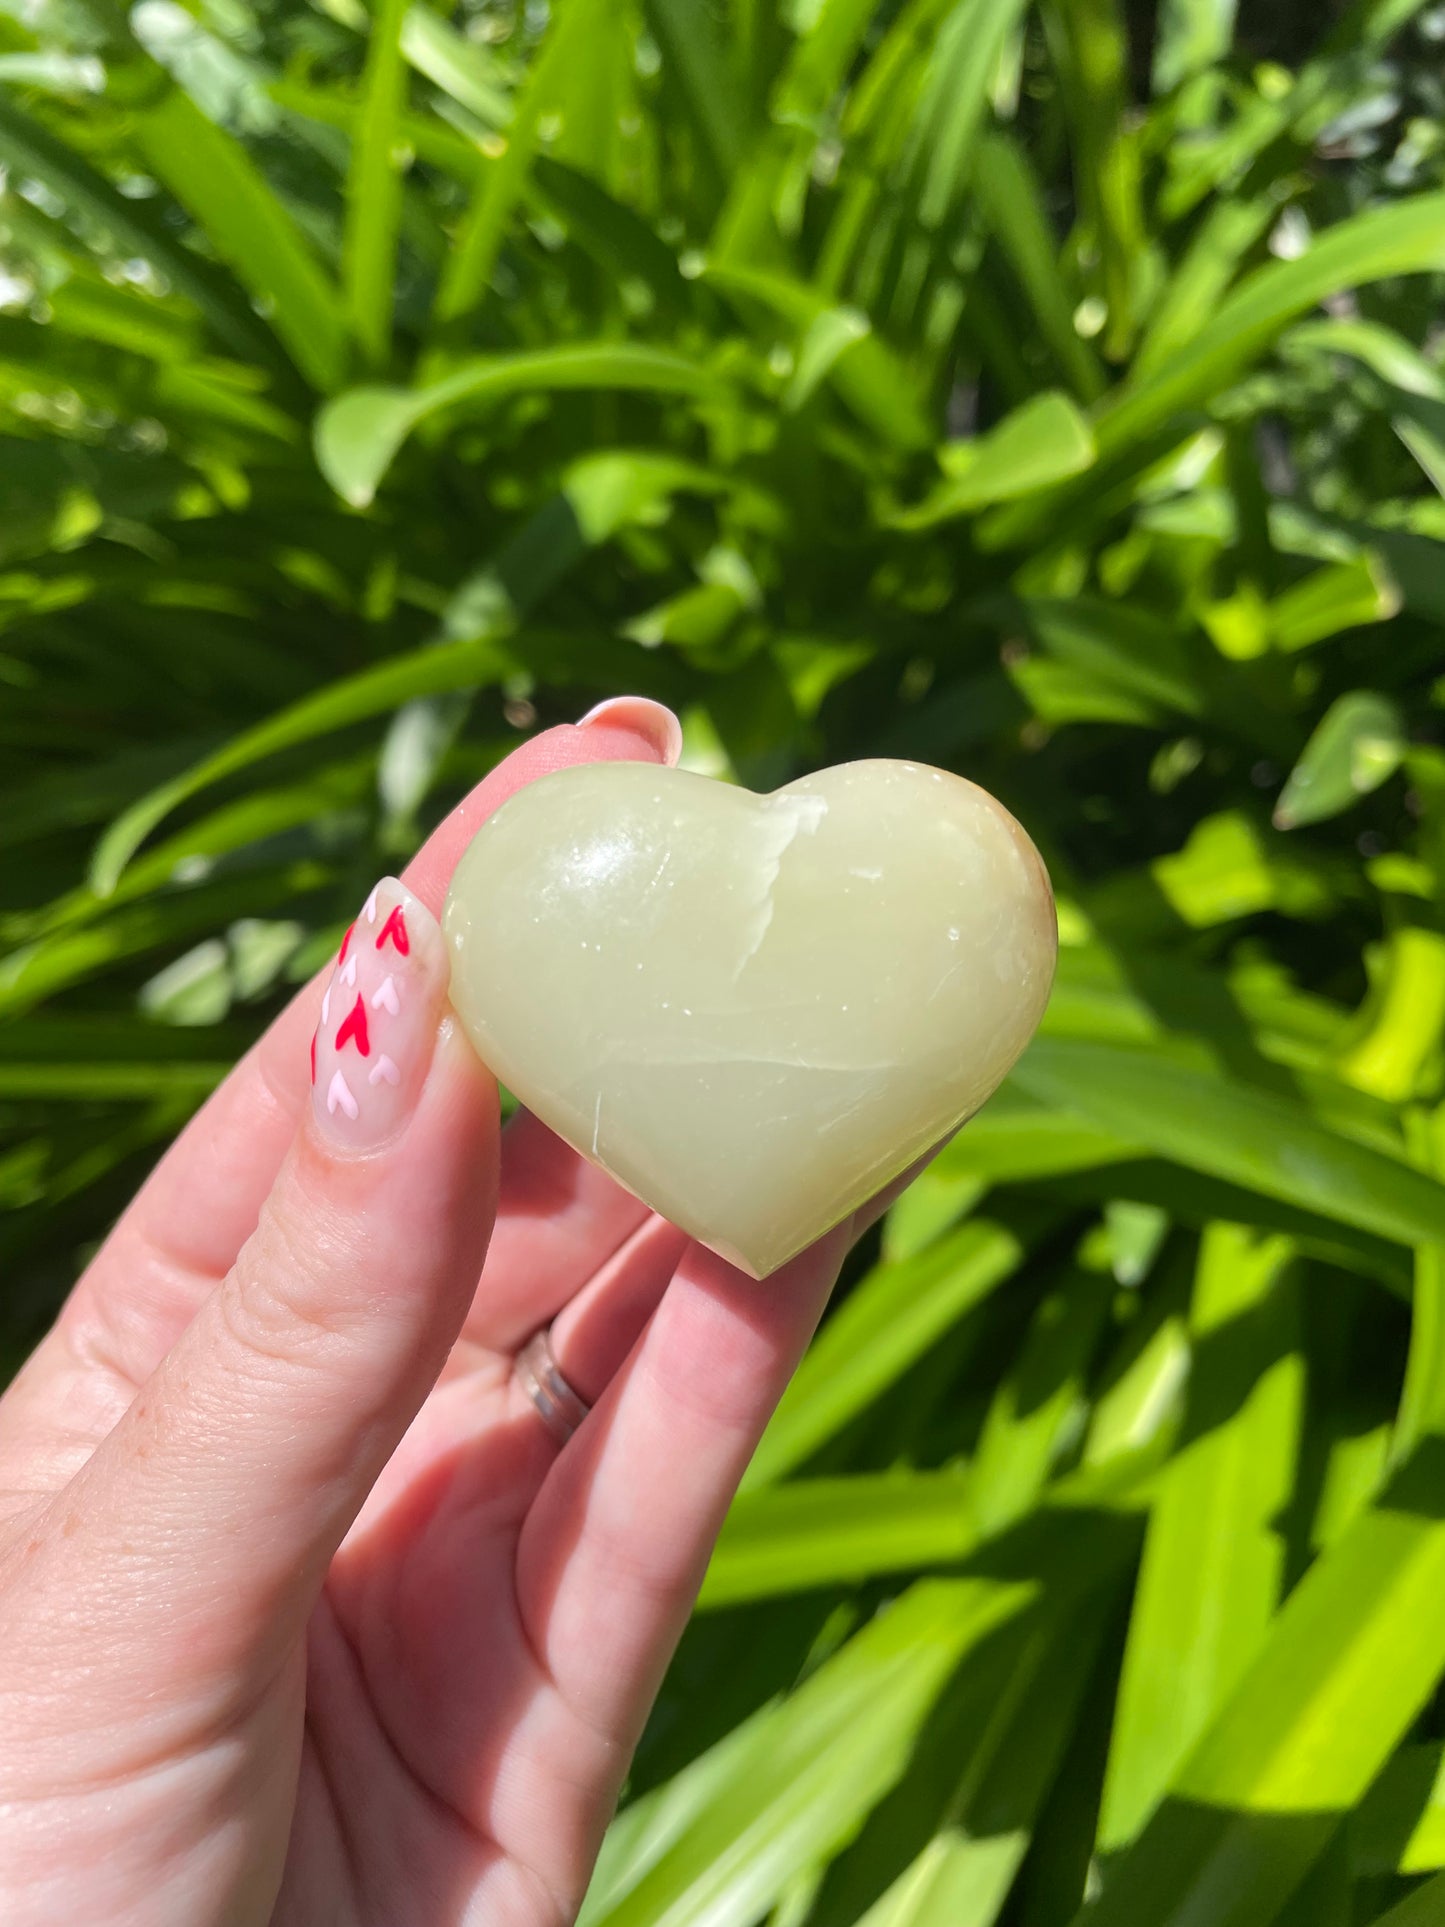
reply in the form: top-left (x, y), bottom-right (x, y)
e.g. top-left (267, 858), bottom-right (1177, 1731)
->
top-left (443, 759), bottom-right (1056, 1277)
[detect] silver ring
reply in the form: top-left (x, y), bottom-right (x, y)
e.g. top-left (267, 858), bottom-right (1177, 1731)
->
top-left (515, 1329), bottom-right (590, 1445)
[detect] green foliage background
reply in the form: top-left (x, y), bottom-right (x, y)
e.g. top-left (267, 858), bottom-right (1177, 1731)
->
top-left (6, 0), bottom-right (1445, 1918)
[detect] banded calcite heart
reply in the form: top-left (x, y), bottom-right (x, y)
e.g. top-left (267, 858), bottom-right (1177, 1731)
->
top-left (443, 759), bottom-right (1055, 1276)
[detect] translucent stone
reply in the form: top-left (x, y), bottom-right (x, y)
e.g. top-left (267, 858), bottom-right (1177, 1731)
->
top-left (443, 759), bottom-right (1057, 1277)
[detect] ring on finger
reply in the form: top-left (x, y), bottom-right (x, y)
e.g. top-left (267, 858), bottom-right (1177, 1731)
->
top-left (515, 1328), bottom-right (591, 1445)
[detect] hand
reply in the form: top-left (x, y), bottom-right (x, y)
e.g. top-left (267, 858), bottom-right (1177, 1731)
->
top-left (0, 700), bottom-right (880, 1927)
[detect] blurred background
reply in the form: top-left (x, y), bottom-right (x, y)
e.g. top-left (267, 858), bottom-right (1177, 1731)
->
top-left (5, 0), bottom-right (1445, 1921)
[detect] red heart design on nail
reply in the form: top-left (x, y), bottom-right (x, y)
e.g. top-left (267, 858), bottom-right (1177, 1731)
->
top-left (339, 921), bottom-right (355, 964)
top-left (335, 993), bottom-right (371, 1057)
top-left (377, 905), bottom-right (410, 956)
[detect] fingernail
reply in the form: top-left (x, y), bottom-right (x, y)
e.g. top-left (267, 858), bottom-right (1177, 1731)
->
top-left (310, 878), bottom-right (449, 1150)
top-left (576, 696), bottom-right (682, 766)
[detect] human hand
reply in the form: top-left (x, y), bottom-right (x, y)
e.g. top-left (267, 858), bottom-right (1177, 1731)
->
top-left (0, 700), bottom-right (898, 1927)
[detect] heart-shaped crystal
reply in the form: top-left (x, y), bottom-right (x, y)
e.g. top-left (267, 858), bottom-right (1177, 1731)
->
top-left (443, 759), bottom-right (1056, 1276)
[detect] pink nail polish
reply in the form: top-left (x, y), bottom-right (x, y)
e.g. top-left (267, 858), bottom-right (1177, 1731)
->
top-left (311, 878), bottom-right (448, 1149)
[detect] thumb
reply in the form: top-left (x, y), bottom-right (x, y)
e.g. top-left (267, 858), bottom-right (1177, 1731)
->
top-left (57, 876), bottom-right (498, 1680)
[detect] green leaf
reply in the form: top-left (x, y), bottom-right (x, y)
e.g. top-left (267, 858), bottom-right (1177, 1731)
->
top-left (10, 762), bottom-right (372, 945)
top-left (967, 1267), bottom-right (1116, 1540)
top-left (0, 51), bottom-right (104, 94)
top-left (888, 393), bottom-right (1096, 527)
top-left (1043, 0), bottom-right (1147, 360)
top-left (1013, 1038), bottom-right (1445, 1252)
top-left (1094, 810), bottom-right (1341, 933)
top-left (135, 88), bottom-right (350, 393)
top-left (1010, 597), bottom-right (1206, 720)
top-left (1351, 1742), bottom-right (1445, 1876)
top-left (400, 5), bottom-right (512, 127)
top-left (442, 448), bottom-right (733, 641)
top-left (818, 0), bottom-right (1028, 340)
top-left (773, 0), bottom-right (878, 126)
top-left (973, 133), bottom-right (1106, 402)
top-left (1274, 692), bottom-right (1406, 830)
top-left (1366, 1873), bottom-right (1445, 1927)
top-left (711, 0), bottom-right (877, 260)
top-left (816, 1590), bottom-right (1116, 1927)
top-left (1132, 187), bottom-right (1287, 383)
top-left (1099, 1226), bottom-right (1303, 1852)
top-left (584, 1579), bottom-right (1038, 1927)
top-left (1284, 319), bottom-right (1445, 504)
top-left (89, 639), bottom-right (507, 893)
top-left (896, 0), bottom-right (1031, 235)
top-left (882, 1169), bottom-right (990, 1261)
top-left (701, 1470), bottom-right (975, 1609)
top-left (0, 1060), bottom-right (227, 1099)
top-left (1268, 556), bottom-right (1401, 653)
top-left (314, 343), bottom-right (724, 505)
top-left (1006, 660), bottom-right (1162, 729)
top-left (1078, 1441), bottom-right (1445, 1927)
top-left (644, 0), bottom-right (752, 183)
top-left (138, 936), bottom-right (232, 1026)
top-left (432, 0), bottom-right (610, 326)
top-left (0, 94), bottom-right (278, 372)
top-left (1151, 0), bottom-right (1239, 90)
top-left (936, 1085), bottom-right (1139, 1182)
top-left (1284, 317), bottom-right (1445, 401)
top-left (1394, 1109), bottom-right (1445, 1469)
top-left (703, 262), bottom-right (933, 451)
top-left (0, 864), bottom-right (327, 1017)
top-left (271, 76), bottom-right (487, 183)
top-left (530, 158), bottom-right (689, 317)
top-left (1099, 192), bottom-right (1445, 463)
top-left (1159, 0), bottom-right (1430, 218)
top-left (580, 1715), bottom-right (775, 1926)
top-left (1082, 1266), bottom-right (1193, 1472)
top-left (743, 1217), bottom-right (1032, 1491)
top-left (42, 273), bottom-right (199, 364)
top-left (343, 0), bottom-right (412, 370)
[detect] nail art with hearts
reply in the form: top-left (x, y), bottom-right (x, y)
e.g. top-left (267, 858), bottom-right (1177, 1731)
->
top-left (310, 877), bottom-right (449, 1149)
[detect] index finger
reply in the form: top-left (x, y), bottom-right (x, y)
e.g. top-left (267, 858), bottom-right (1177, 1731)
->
top-left (59, 703), bottom-right (681, 1389)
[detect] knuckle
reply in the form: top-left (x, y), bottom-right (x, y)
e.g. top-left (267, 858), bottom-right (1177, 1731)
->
top-left (222, 1190), bottom-right (365, 1377)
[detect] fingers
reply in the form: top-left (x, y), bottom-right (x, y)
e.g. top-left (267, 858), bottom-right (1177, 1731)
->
top-left (459, 1115), bottom-right (662, 1354)
top-left (545, 1215), bottom-right (692, 1399)
top-left (515, 1227), bottom-right (852, 1746)
top-left (465, 1121), bottom-right (959, 1366)
top-left (324, 1227), bottom-right (847, 1908)
top-left (54, 700), bottom-right (680, 1399)
top-left (514, 1137), bottom-right (949, 1418)
top-left (488, 1148), bottom-right (950, 1803)
top-left (315, 1151), bottom-right (947, 1900)
top-left (33, 881), bottom-right (499, 1698)
top-left (336, 1160), bottom-right (905, 1565)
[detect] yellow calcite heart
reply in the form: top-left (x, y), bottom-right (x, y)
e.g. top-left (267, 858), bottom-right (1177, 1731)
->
top-left (443, 759), bottom-right (1056, 1276)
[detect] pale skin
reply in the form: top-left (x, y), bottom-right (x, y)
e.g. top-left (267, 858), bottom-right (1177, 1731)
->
top-left (0, 700), bottom-right (929, 1927)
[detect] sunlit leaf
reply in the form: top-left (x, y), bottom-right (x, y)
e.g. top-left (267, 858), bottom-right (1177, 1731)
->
top-left (585, 1580), bottom-right (1038, 1927)
top-left (90, 640), bottom-right (506, 892)
top-left (1013, 1038), bottom-right (1445, 1251)
top-left (432, 0), bottom-right (612, 325)
top-left (1081, 1440), bottom-right (1445, 1927)
top-left (1275, 692), bottom-right (1407, 830)
top-left (136, 88), bottom-right (350, 392)
top-left (1100, 1226), bottom-right (1303, 1852)
top-left (343, 0), bottom-right (412, 370)
top-left (314, 343), bottom-right (724, 504)
top-left (888, 393), bottom-right (1096, 527)
top-left (744, 1216), bottom-right (1034, 1490)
